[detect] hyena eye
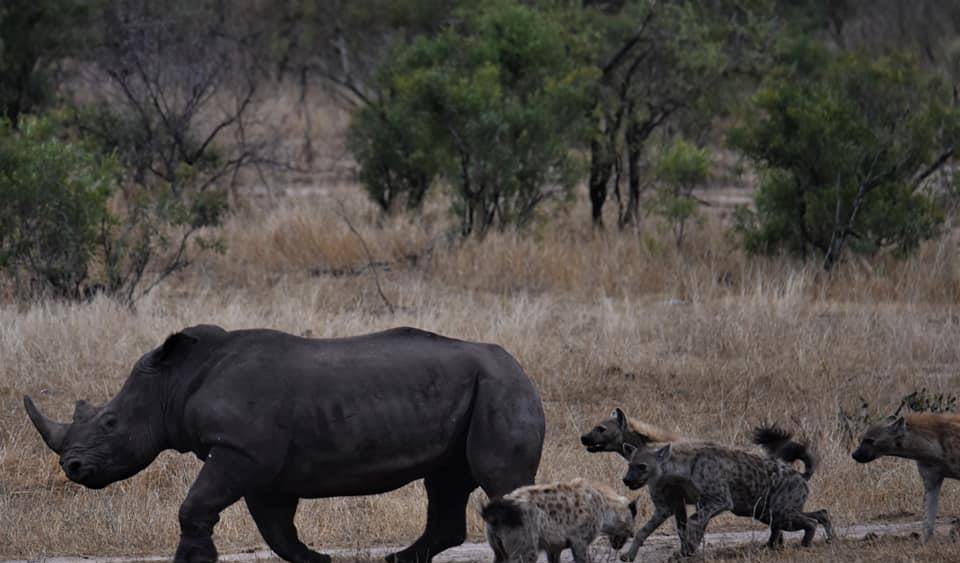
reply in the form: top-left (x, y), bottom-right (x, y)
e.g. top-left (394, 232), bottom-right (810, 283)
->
top-left (595, 426), bottom-right (606, 433)
top-left (862, 438), bottom-right (875, 446)
top-left (636, 463), bottom-right (647, 471)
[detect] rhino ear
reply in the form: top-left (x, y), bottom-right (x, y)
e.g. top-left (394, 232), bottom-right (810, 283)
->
top-left (154, 332), bottom-right (199, 368)
top-left (72, 400), bottom-right (98, 423)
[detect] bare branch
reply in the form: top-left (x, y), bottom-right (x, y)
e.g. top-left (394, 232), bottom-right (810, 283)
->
top-left (333, 199), bottom-right (395, 315)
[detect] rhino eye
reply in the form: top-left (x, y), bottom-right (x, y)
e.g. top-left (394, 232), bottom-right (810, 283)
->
top-left (101, 416), bottom-right (118, 431)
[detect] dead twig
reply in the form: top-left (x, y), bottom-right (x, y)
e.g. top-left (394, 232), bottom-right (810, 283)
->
top-left (333, 199), bottom-right (395, 315)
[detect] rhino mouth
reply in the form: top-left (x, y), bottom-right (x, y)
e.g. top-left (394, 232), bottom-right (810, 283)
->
top-left (64, 469), bottom-right (112, 490)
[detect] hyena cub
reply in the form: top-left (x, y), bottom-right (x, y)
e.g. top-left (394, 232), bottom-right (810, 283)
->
top-left (482, 478), bottom-right (637, 563)
top-left (853, 413), bottom-right (960, 543)
top-left (620, 426), bottom-right (833, 559)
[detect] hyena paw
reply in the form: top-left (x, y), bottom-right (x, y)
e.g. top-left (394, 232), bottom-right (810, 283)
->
top-left (619, 545), bottom-right (640, 562)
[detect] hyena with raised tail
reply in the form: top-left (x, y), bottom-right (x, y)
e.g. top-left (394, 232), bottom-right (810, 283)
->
top-left (853, 413), bottom-right (960, 543)
top-left (481, 478), bottom-right (637, 563)
top-left (620, 425), bottom-right (833, 560)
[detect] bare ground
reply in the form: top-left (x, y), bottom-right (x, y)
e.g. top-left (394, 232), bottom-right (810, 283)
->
top-left (3, 520), bottom-right (956, 563)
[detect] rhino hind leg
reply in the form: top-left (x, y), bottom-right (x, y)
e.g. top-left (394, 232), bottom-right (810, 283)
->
top-left (246, 494), bottom-right (330, 563)
top-left (386, 470), bottom-right (477, 563)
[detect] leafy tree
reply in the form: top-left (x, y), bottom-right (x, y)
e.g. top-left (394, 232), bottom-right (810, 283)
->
top-left (0, 0), bottom-right (97, 126)
top-left (731, 44), bottom-right (960, 269)
top-left (649, 138), bottom-right (711, 249)
top-left (65, 0), bottom-right (259, 304)
top-left (257, 0), bottom-right (456, 164)
top-left (572, 0), bottom-right (772, 228)
top-left (0, 116), bottom-right (114, 299)
top-left (349, 0), bottom-right (593, 235)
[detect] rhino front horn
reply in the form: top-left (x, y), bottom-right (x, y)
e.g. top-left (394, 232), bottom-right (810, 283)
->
top-left (24, 395), bottom-right (70, 454)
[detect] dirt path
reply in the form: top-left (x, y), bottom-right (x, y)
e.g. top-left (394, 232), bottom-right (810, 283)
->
top-left (6, 519), bottom-right (952, 563)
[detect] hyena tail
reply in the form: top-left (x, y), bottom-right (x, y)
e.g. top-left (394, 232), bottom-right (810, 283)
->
top-left (481, 498), bottom-right (524, 528)
top-left (752, 424), bottom-right (817, 480)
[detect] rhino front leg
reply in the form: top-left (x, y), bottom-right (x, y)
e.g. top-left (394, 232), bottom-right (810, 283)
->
top-left (175, 447), bottom-right (263, 563)
top-left (246, 494), bottom-right (330, 563)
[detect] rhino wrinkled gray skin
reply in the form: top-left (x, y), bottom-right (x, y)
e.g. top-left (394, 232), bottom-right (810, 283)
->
top-left (24, 325), bottom-right (545, 563)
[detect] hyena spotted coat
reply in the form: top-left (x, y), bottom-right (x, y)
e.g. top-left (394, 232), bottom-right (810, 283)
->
top-left (853, 413), bottom-right (960, 543)
top-left (481, 478), bottom-right (637, 563)
top-left (620, 428), bottom-right (833, 559)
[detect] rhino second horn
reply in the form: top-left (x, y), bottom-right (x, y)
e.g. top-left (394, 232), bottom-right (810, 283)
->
top-left (23, 395), bottom-right (70, 454)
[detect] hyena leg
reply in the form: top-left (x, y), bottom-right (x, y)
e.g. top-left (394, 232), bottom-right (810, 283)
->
top-left (672, 497), bottom-right (688, 543)
top-left (485, 528), bottom-right (508, 563)
top-left (546, 548), bottom-right (561, 563)
top-left (775, 512), bottom-right (819, 547)
top-left (570, 541), bottom-right (591, 563)
top-left (685, 493), bottom-right (733, 554)
top-left (919, 464), bottom-right (944, 544)
top-left (766, 525), bottom-right (784, 549)
top-left (498, 532), bottom-right (536, 563)
top-left (805, 509), bottom-right (834, 542)
top-left (620, 504), bottom-right (673, 562)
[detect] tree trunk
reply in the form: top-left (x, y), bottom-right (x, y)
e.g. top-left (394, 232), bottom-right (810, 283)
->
top-left (589, 138), bottom-right (613, 228)
top-left (823, 182), bottom-right (870, 272)
top-left (620, 120), bottom-right (642, 227)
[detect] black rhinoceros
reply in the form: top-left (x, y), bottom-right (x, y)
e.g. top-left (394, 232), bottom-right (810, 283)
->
top-left (24, 325), bottom-right (545, 563)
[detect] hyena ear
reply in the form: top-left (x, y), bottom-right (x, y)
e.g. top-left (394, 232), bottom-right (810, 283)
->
top-left (612, 407), bottom-right (627, 430)
top-left (655, 444), bottom-right (672, 463)
top-left (622, 443), bottom-right (637, 459)
top-left (890, 416), bottom-right (907, 434)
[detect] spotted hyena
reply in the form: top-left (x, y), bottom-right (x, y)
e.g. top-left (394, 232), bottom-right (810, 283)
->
top-left (580, 407), bottom-right (684, 457)
top-left (620, 426), bottom-right (833, 559)
top-left (853, 413), bottom-right (960, 543)
top-left (481, 478), bottom-right (637, 563)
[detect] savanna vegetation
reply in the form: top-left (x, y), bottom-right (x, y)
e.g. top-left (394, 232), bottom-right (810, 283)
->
top-left (3, 0), bottom-right (960, 560)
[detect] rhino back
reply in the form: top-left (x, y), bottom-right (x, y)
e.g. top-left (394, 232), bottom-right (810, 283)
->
top-left (175, 327), bottom-right (527, 496)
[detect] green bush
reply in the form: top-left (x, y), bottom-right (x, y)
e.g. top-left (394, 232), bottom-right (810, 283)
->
top-left (730, 43), bottom-right (960, 269)
top-left (649, 138), bottom-right (711, 249)
top-left (0, 0), bottom-right (96, 126)
top-left (0, 115), bottom-right (115, 298)
top-left (349, 0), bottom-right (593, 235)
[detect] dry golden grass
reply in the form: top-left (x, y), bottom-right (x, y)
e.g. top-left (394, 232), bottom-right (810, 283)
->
top-left (3, 181), bottom-right (960, 559)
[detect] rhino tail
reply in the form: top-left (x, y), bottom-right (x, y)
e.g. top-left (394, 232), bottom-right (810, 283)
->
top-left (752, 423), bottom-right (817, 480)
top-left (481, 498), bottom-right (525, 528)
